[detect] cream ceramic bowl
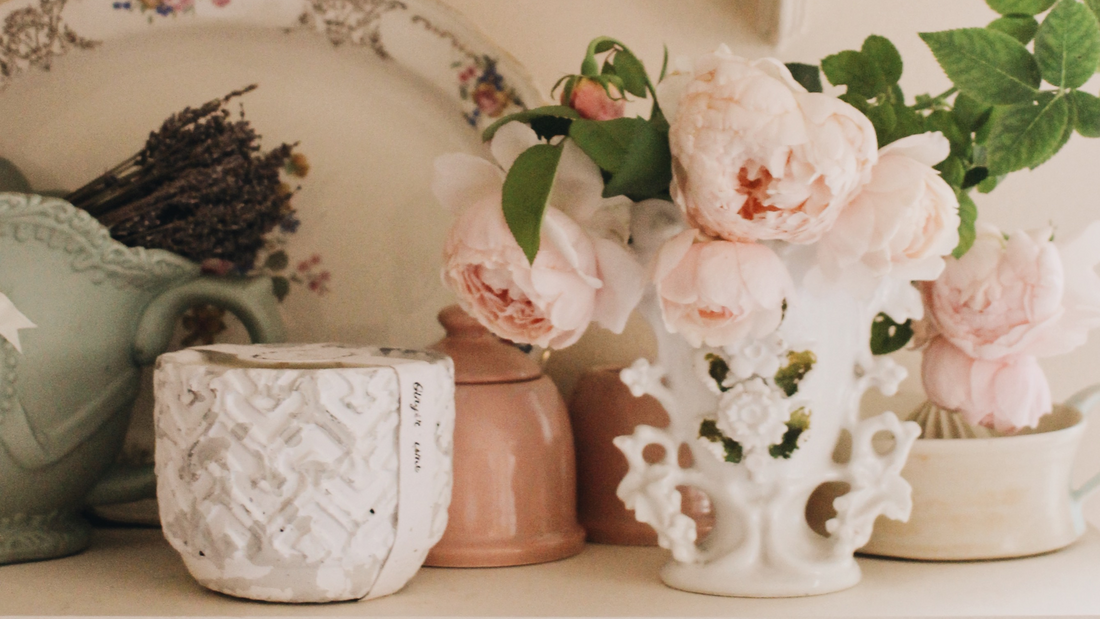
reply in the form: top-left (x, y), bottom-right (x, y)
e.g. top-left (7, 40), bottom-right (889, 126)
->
top-left (861, 385), bottom-right (1100, 561)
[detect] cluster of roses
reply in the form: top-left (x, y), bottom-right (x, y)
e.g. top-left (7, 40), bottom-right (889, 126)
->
top-left (920, 223), bottom-right (1100, 432)
top-left (434, 45), bottom-right (962, 358)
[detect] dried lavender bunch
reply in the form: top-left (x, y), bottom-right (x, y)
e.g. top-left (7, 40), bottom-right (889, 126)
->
top-left (65, 85), bottom-right (303, 268)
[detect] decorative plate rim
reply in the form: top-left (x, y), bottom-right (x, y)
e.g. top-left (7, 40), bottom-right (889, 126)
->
top-left (0, 0), bottom-right (547, 129)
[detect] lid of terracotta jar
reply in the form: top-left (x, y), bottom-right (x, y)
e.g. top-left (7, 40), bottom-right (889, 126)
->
top-left (431, 305), bottom-right (541, 384)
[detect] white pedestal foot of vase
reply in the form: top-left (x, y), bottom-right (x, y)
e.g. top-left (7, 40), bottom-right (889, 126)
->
top-left (660, 558), bottom-right (860, 598)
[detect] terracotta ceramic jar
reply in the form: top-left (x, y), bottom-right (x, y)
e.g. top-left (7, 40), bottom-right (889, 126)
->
top-left (424, 305), bottom-right (585, 567)
top-left (570, 366), bottom-right (714, 545)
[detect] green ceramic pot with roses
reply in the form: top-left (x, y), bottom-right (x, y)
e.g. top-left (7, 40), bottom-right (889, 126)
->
top-left (0, 192), bottom-right (286, 565)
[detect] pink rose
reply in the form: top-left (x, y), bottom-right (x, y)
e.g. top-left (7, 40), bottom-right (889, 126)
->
top-left (665, 46), bottom-right (877, 245)
top-left (925, 225), bottom-right (1064, 360)
top-left (653, 230), bottom-right (794, 347)
top-left (434, 122), bottom-right (644, 348)
top-left (564, 78), bottom-right (625, 121)
top-left (819, 132), bottom-right (960, 282)
top-left (922, 336), bottom-right (1051, 432)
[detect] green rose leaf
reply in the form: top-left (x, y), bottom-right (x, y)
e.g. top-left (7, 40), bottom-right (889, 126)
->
top-left (953, 190), bottom-right (979, 258)
top-left (594, 39), bottom-right (616, 54)
top-left (887, 97), bottom-right (927, 144)
top-left (501, 143), bottom-right (564, 264)
top-left (988, 14), bottom-right (1040, 44)
top-left (785, 62), bottom-right (823, 93)
top-left (482, 105), bottom-right (580, 142)
top-left (862, 35), bottom-right (903, 84)
top-left (985, 92), bottom-right (1070, 174)
top-left (822, 50), bottom-right (886, 98)
top-left (530, 116), bottom-right (575, 141)
top-left (936, 155), bottom-right (967, 187)
top-left (568, 117), bottom-right (646, 172)
top-left (978, 173), bottom-right (1004, 193)
top-left (613, 50), bottom-right (649, 98)
top-left (602, 120), bottom-right (673, 201)
top-left (867, 103), bottom-right (898, 147)
top-left (926, 110), bottom-right (970, 157)
top-left (962, 166), bottom-right (990, 189)
top-left (870, 313), bottom-right (914, 355)
top-left (986, 0), bottom-right (1056, 15)
top-left (272, 276), bottom-right (291, 302)
top-left (952, 92), bottom-right (994, 132)
top-left (1072, 90), bottom-right (1100, 136)
top-left (1034, 0), bottom-right (1100, 89)
top-left (1050, 90), bottom-right (1078, 159)
top-left (920, 28), bottom-right (1041, 105)
top-left (1088, 0), bottom-right (1100, 22)
top-left (839, 92), bottom-right (871, 114)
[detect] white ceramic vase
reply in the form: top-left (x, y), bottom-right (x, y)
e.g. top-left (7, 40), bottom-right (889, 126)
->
top-left (615, 237), bottom-right (921, 597)
top-left (154, 343), bottom-right (455, 603)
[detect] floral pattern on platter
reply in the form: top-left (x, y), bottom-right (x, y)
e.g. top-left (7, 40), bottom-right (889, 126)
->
top-left (0, 0), bottom-right (97, 89)
top-left (110, 0), bottom-right (230, 19)
top-left (409, 15), bottom-right (524, 126)
top-left (453, 55), bottom-right (522, 126)
top-left (2, 0), bottom-right (530, 126)
top-left (298, 0), bottom-right (408, 59)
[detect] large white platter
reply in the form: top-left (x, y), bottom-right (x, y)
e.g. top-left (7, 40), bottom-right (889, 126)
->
top-left (0, 0), bottom-right (543, 349)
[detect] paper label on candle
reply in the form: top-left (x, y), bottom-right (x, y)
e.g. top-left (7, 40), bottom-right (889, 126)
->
top-left (365, 357), bottom-right (446, 599)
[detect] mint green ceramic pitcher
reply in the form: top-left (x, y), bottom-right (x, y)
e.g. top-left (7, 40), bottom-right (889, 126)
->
top-left (0, 191), bottom-right (286, 564)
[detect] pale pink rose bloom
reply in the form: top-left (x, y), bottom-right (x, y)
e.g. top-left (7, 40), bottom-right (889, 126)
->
top-left (819, 132), bottom-right (960, 282)
top-left (1040, 221), bottom-right (1100, 357)
top-left (653, 230), bottom-right (794, 348)
top-left (925, 225), bottom-right (1064, 360)
top-left (922, 336), bottom-right (1051, 432)
top-left (665, 46), bottom-right (877, 245)
top-left (564, 78), bottom-right (625, 121)
top-left (434, 122), bottom-right (645, 348)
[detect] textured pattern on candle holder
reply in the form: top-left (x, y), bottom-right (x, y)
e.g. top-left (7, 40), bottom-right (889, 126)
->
top-left (154, 362), bottom-right (403, 602)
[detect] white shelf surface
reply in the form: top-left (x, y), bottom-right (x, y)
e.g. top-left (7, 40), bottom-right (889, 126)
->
top-left (2, 526), bottom-right (1100, 617)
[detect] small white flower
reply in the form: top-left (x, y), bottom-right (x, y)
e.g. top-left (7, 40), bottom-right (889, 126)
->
top-left (696, 435), bottom-right (728, 463)
top-left (717, 378), bottom-right (790, 452)
top-left (620, 358), bottom-right (663, 398)
top-left (723, 332), bottom-right (787, 380)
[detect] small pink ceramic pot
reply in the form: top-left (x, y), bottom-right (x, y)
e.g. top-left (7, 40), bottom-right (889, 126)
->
top-left (570, 366), bottom-right (714, 546)
top-left (424, 306), bottom-right (585, 567)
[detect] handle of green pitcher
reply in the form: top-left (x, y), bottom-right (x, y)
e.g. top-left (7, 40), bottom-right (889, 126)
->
top-left (132, 275), bottom-right (287, 366)
top-left (1068, 383), bottom-right (1100, 505)
top-left (85, 275), bottom-right (287, 507)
